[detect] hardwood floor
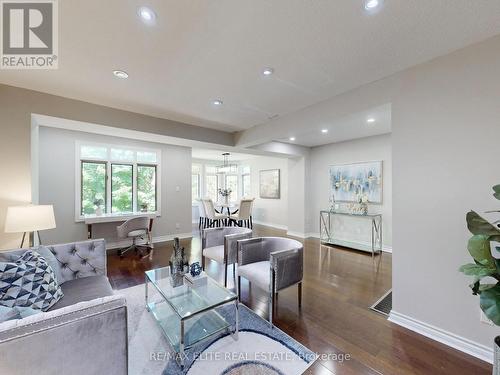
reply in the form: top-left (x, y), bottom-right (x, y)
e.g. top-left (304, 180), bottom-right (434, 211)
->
top-left (107, 224), bottom-right (491, 375)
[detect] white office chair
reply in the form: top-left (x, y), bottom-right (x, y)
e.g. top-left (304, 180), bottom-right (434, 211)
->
top-left (230, 198), bottom-right (254, 228)
top-left (202, 199), bottom-right (227, 227)
top-left (116, 216), bottom-right (153, 258)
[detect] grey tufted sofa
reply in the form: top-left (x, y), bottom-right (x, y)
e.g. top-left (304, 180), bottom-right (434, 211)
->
top-left (0, 239), bottom-right (128, 375)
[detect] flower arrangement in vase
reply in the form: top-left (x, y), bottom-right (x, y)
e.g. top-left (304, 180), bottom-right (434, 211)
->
top-left (349, 193), bottom-right (369, 215)
top-left (218, 188), bottom-right (232, 205)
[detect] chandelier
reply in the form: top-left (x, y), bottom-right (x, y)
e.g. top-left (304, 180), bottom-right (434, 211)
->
top-left (216, 153), bottom-right (238, 174)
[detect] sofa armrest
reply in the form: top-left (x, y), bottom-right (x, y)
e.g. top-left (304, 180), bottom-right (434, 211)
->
top-left (46, 239), bottom-right (107, 283)
top-left (0, 295), bottom-right (127, 375)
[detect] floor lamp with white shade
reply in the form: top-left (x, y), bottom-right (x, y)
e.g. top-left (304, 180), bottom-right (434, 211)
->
top-left (4, 205), bottom-right (56, 248)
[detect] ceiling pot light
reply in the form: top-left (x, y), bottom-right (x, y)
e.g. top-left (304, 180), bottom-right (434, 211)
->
top-left (289, 137), bottom-right (296, 141)
top-left (113, 70), bottom-right (129, 79)
top-left (321, 129), bottom-right (328, 134)
top-left (138, 6), bottom-right (156, 23)
top-left (212, 99), bottom-right (223, 106)
top-left (367, 118), bottom-right (376, 123)
top-left (364, 0), bottom-right (382, 10)
top-left (262, 67), bottom-right (274, 76)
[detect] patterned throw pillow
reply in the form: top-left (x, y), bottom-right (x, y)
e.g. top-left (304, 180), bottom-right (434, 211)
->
top-left (0, 250), bottom-right (63, 311)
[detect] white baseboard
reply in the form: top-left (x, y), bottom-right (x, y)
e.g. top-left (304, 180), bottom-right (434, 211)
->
top-left (388, 310), bottom-right (493, 363)
top-left (106, 232), bottom-right (193, 250)
top-left (252, 220), bottom-right (288, 231)
top-left (307, 232), bottom-right (392, 253)
top-left (286, 230), bottom-right (306, 238)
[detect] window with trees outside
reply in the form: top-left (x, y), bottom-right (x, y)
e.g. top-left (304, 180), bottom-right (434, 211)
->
top-left (78, 143), bottom-right (160, 218)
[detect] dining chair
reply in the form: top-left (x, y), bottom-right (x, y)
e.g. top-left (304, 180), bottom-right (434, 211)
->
top-left (116, 216), bottom-right (153, 258)
top-left (236, 237), bottom-right (303, 326)
top-left (202, 199), bottom-right (227, 227)
top-left (202, 226), bottom-right (252, 287)
top-left (197, 199), bottom-right (208, 229)
top-left (229, 198), bottom-right (254, 228)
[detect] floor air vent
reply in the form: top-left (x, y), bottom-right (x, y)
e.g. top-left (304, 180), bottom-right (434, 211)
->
top-left (370, 290), bottom-right (392, 316)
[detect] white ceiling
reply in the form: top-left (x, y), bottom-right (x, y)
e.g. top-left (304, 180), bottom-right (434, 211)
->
top-left (1, 1), bottom-right (500, 133)
top-left (192, 149), bottom-right (257, 162)
top-left (276, 104), bottom-right (391, 147)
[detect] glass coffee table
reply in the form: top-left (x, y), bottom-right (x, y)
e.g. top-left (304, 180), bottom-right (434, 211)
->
top-left (145, 267), bottom-right (239, 368)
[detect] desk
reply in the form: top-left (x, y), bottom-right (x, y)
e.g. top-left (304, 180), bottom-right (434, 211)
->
top-left (319, 210), bottom-right (382, 257)
top-left (84, 212), bottom-right (156, 239)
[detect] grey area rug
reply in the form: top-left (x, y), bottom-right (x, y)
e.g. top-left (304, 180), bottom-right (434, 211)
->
top-left (120, 284), bottom-right (316, 375)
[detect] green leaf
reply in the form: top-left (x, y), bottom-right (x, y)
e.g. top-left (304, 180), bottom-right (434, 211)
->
top-left (468, 235), bottom-right (495, 268)
top-left (480, 284), bottom-right (500, 325)
top-left (459, 263), bottom-right (496, 281)
top-left (466, 211), bottom-right (500, 236)
top-left (493, 185), bottom-right (500, 200)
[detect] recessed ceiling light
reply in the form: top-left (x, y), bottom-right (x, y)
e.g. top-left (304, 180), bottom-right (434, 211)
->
top-left (364, 0), bottom-right (382, 10)
top-left (321, 129), bottom-right (328, 134)
top-left (262, 67), bottom-right (274, 76)
top-left (213, 99), bottom-right (223, 106)
top-left (367, 118), bottom-right (376, 123)
top-left (138, 6), bottom-right (156, 23)
top-left (113, 70), bottom-right (129, 79)
top-left (289, 137), bottom-right (296, 141)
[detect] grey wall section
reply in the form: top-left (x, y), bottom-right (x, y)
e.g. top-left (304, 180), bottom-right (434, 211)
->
top-left (0, 84), bottom-right (233, 249)
top-left (308, 134), bottom-right (392, 249)
top-left (38, 126), bottom-right (192, 245)
top-left (391, 36), bottom-right (500, 349)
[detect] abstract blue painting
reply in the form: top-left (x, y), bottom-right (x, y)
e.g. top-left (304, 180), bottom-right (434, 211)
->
top-left (329, 161), bottom-right (383, 203)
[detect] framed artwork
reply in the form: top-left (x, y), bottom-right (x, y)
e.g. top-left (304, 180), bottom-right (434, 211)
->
top-left (260, 169), bottom-right (280, 199)
top-left (329, 161), bottom-right (383, 203)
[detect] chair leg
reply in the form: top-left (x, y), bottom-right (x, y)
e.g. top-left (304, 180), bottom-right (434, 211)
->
top-left (224, 264), bottom-right (228, 288)
top-left (269, 272), bottom-right (276, 327)
top-left (237, 276), bottom-right (241, 301)
top-left (199, 217), bottom-right (202, 229)
top-left (202, 255), bottom-right (205, 270)
top-left (250, 216), bottom-right (253, 229)
top-left (298, 282), bottom-right (302, 308)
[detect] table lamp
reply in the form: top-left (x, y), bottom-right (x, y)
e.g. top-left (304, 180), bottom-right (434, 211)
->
top-left (4, 205), bottom-right (56, 248)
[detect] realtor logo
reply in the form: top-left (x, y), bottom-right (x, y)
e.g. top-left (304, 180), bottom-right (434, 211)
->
top-left (1, 0), bottom-right (58, 69)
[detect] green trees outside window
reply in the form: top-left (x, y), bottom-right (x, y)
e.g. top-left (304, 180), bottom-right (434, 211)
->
top-left (81, 161), bottom-right (106, 215)
top-left (138, 165), bottom-right (156, 211)
top-left (111, 164), bottom-right (133, 213)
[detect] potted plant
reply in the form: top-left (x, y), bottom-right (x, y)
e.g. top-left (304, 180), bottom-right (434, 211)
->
top-left (140, 202), bottom-right (149, 212)
top-left (218, 188), bottom-right (232, 205)
top-left (93, 198), bottom-right (104, 216)
top-left (460, 184), bottom-right (500, 372)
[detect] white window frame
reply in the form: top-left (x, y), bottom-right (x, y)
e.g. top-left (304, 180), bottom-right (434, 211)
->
top-left (75, 141), bottom-right (162, 221)
top-left (241, 172), bottom-right (251, 198)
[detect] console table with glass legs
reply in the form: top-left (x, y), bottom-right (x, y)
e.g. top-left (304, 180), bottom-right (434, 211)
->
top-left (319, 210), bottom-right (383, 257)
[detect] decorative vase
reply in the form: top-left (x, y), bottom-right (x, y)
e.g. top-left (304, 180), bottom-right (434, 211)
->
top-left (169, 237), bottom-right (189, 275)
top-left (224, 195), bottom-right (229, 205)
top-left (95, 206), bottom-right (103, 216)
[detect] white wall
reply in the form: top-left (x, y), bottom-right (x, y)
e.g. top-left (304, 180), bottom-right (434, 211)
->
top-left (308, 134), bottom-right (392, 249)
top-left (38, 126), bottom-right (192, 246)
top-left (245, 156), bottom-right (288, 229)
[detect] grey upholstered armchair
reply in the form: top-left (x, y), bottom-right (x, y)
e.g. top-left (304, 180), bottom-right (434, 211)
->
top-left (202, 226), bottom-right (252, 287)
top-left (237, 237), bottom-right (303, 326)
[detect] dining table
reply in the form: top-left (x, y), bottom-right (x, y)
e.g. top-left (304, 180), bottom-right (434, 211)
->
top-left (216, 202), bottom-right (239, 216)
